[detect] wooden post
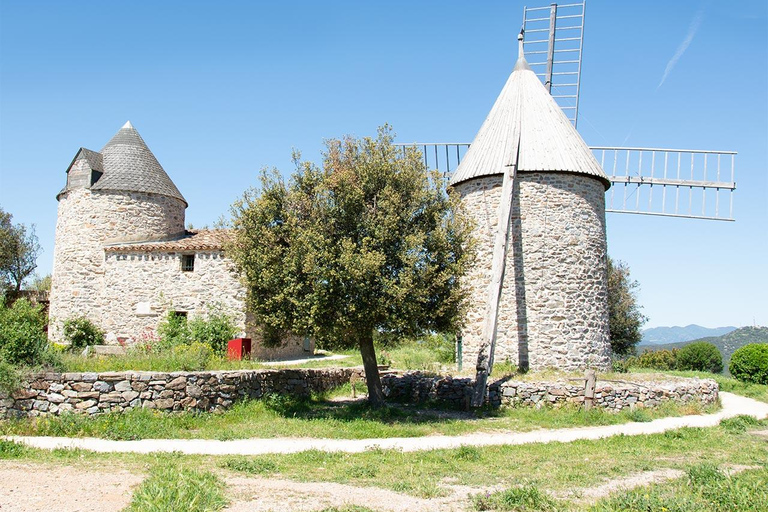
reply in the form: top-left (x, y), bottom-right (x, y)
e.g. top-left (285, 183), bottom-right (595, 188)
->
top-left (584, 369), bottom-right (596, 411)
top-left (471, 158), bottom-right (520, 407)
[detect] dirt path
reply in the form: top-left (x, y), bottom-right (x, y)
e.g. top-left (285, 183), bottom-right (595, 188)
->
top-left (222, 475), bottom-right (481, 512)
top-left (0, 462), bottom-right (143, 512)
top-left (5, 392), bottom-right (767, 456)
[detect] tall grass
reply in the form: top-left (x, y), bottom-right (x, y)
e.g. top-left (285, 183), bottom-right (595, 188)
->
top-left (124, 463), bottom-right (227, 512)
top-left (591, 465), bottom-right (768, 512)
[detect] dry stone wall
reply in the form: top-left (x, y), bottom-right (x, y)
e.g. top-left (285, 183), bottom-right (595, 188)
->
top-left (381, 372), bottom-right (719, 410)
top-left (49, 188), bottom-right (185, 341)
top-left (455, 172), bottom-right (610, 372)
top-left (1, 368), bottom-right (360, 418)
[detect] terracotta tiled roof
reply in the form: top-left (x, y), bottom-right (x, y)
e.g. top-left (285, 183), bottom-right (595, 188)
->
top-left (104, 229), bottom-right (233, 253)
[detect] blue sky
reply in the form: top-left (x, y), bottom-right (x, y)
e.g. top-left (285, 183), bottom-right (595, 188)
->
top-left (1, 1), bottom-right (766, 329)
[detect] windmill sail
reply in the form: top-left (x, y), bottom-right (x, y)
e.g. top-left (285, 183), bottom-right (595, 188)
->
top-left (393, 144), bottom-right (736, 222)
top-left (522, 1), bottom-right (586, 127)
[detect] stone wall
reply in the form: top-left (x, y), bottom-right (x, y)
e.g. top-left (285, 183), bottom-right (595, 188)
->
top-left (0, 368), bottom-right (361, 418)
top-left (49, 188), bottom-right (186, 341)
top-left (101, 249), bottom-right (247, 343)
top-left (455, 172), bottom-right (610, 372)
top-left (381, 372), bottom-right (719, 411)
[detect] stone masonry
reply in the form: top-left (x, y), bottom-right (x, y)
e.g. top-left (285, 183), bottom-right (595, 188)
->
top-left (381, 372), bottom-right (719, 411)
top-left (101, 249), bottom-right (246, 343)
top-left (456, 173), bottom-right (610, 372)
top-left (49, 187), bottom-right (185, 341)
top-left (0, 368), bottom-right (717, 418)
top-left (1, 368), bottom-right (359, 418)
top-left (48, 122), bottom-right (312, 360)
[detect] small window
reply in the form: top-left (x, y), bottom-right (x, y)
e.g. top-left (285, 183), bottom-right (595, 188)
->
top-left (171, 311), bottom-right (188, 320)
top-left (181, 254), bottom-right (195, 272)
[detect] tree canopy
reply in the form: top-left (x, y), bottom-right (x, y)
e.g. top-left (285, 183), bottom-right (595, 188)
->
top-left (0, 206), bottom-right (41, 296)
top-left (607, 256), bottom-right (647, 355)
top-left (229, 127), bottom-right (473, 406)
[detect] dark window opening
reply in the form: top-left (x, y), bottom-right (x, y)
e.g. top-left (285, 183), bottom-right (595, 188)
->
top-left (181, 254), bottom-right (195, 272)
top-left (171, 311), bottom-right (188, 320)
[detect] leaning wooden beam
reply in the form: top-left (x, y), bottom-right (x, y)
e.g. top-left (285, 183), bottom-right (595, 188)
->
top-left (471, 143), bottom-right (521, 407)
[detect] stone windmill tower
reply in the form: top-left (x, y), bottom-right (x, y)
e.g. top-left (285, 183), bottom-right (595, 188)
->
top-left (48, 122), bottom-right (187, 341)
top-left (450, 34), bottom-right (612, 400)
top-left (399, 2), bottom-right (736, 406)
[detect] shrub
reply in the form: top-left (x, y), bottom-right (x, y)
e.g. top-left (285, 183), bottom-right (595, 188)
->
top-left (633, 348), bottom-right (678, 371)
top-left (188, 307), bottom-right (238, 355)
top-left (0, 298), bottom-right (47, 365)
top-left (729, 343), bottom-right (768, 384)
top-left (156, 311), bottom-right (191, 351)
top-left (62, 316), bottom-right (104, 350)
top-left (0, 358), bottom-right (21, 394)
top-left (156, 306), bottom-right (237, 355)
top-left (676, 342), bottom-right (723, 373)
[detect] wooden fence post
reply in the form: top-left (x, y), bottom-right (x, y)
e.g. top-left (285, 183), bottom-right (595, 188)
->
top-left (584, 369), bottom-right (596, 411)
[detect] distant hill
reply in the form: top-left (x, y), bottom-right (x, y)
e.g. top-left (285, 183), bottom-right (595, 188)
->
top-left (638, 326), bottom-right (768, 372)
top-left (641, 325), bottom-right (737, 345)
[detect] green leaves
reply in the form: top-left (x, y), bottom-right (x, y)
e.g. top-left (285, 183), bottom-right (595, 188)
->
top-left (229, 126), bottom-right (473, 349)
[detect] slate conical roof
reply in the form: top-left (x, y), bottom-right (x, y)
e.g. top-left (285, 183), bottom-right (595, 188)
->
top-left (90, 121), bottom-right (187, 205)
top-left (449, 37), bottom-right (609, 189)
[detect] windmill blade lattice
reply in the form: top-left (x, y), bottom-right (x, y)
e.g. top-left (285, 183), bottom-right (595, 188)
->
top-left (523, 1), bottom-right (586, 127)
top-left (394, 143), bottom-right (737, 221)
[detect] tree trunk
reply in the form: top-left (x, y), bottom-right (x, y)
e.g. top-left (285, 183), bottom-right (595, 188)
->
top-left (358, 330), bottom-right (385, 408)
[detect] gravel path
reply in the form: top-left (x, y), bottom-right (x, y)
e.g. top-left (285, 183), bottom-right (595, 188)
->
top-left (5, 392), bottom-right (767, 456)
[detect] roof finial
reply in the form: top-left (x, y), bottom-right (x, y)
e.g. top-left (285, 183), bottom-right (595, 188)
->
top-left (514, 28), bottom-right (531, 71)
top-left (122, 120), bottom-right (134, 130)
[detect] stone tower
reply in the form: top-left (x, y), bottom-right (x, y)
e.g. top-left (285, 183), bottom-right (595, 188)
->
top-left (49, 122), bottom-right (187, 341)
top-left (451, 40), bottom-right (611, 372)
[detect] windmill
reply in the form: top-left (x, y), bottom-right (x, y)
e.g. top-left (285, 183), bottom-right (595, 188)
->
top-left (396, 1), bottom-right (737, 405)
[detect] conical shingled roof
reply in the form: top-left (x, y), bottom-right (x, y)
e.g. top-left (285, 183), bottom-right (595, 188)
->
top-left (449, 40), bottom-right (610, 189)
top-left (90, 122), bottom-right (187, 205)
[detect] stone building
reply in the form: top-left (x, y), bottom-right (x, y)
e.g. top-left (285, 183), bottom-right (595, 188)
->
top-left (451, 39), bottom-right (612, 372)
top-left (49, 122), bottom-right (312, 359)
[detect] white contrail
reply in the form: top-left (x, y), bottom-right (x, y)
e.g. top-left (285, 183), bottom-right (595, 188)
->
top-left (657, 7), bottom-right (706, 89)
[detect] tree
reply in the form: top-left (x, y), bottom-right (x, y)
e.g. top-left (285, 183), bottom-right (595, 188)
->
top-left (606, 256), bottom-right (647, 355)
top-left (0, 207), bottom-right (41, 294)
top-left (230, 127), bottom-right (473, 406)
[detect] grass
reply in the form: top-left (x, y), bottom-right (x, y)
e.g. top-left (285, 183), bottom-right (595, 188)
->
top-left (1, 415), bottom-right (766, 507)
top-left (471, 485), bottom-right (560, 511)
top-left (215, 417), bottom-right (768, 499)
top-left (124, 462), bottom-right (228, 512)
top-left (590, 464), bottom-right (768, 512)
top-left (0, 393), bottom-right (715, 441)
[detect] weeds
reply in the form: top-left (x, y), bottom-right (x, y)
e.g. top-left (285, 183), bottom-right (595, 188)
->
top-left (124, 463), bottom-right (228, 512)
top-left (591, 465), bottom-right (768, 512)
top-left (471, 485), bottom-right (560, 511)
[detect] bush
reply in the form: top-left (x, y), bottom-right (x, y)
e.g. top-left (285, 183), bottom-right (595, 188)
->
top-left (729, 343), bottom-right (768, 384)
top-left (62, 316), bottom-right (104, 350)
top-left (188, 308), bottom-right (238, 355)
top-left (0, 298), bottom-right (48, 365)
top-left (0, 358), bottom-right (21, 394)
top-left (633, 348), bottom-right (679, 371)
top-left (676, 342), bottom-right (723, 373)
top-left (156, 306), bottom-right (238, 355)
top-left (156, 311), bottom-right (191, 351)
